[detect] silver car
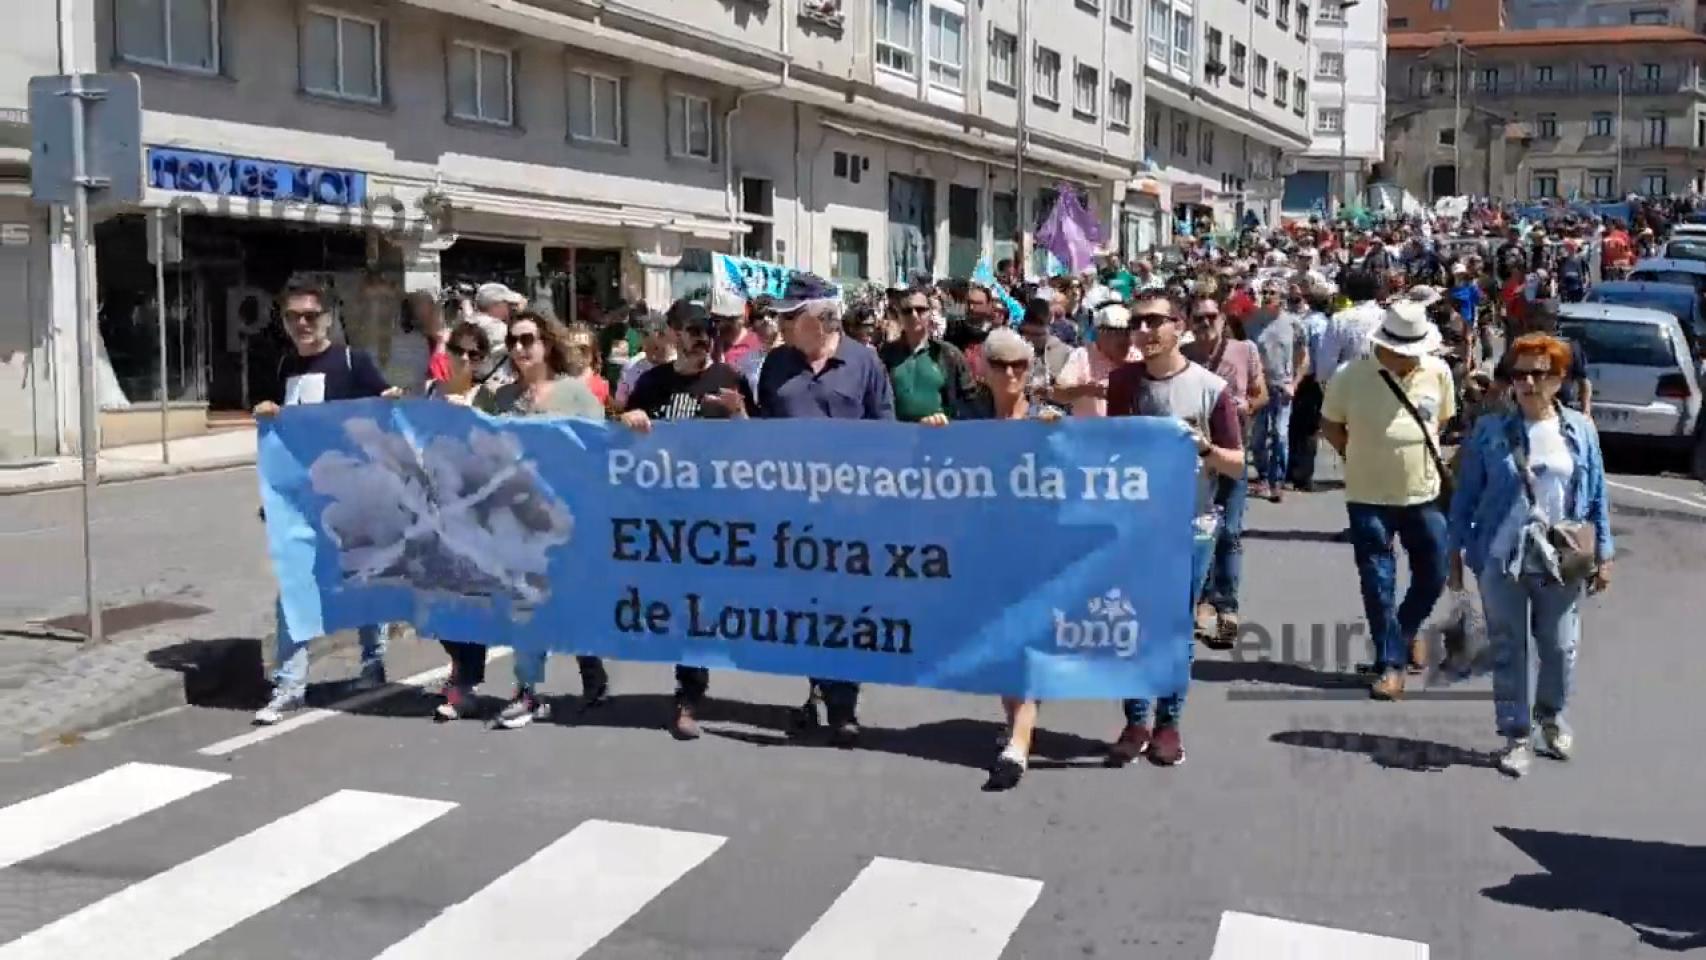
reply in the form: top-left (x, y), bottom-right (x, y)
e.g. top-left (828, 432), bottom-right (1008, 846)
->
top-left (1557, 303), bottom-right (1703, 472)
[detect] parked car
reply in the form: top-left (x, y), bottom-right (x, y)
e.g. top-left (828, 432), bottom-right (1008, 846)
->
top-left (1557, 303), bottom-right (1704, 474)
top-left (1587, 280), bottom-right (1705, 346)
top-left (1628, 258), bottom-right (1706, 311)
top-left (1660, 237), bottom-right (1706, 263)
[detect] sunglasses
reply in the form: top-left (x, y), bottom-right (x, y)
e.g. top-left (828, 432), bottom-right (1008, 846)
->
top-left (1132, 313), bottom-right (1177, 330)
top-left (1190, 312), bottom-right (1221, 322)
top-left (448, 344), bottom-right (487, 361)
top-left (505, 332), bottom-right (540, 350)
top-left (283, 309), bottom-right (324, 322)
top-left (988, 358), bottom-right (1031, 373)
top-left (1510, 368), bottom-right (1554, 383)
top-left (900, 304), bottom-right (931, 315)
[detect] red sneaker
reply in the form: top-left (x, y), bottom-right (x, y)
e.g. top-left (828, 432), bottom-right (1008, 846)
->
top-left (1104, 723), bottom-right (1152, 768)
top-left (1148, 725), bottom-right (1186, 766)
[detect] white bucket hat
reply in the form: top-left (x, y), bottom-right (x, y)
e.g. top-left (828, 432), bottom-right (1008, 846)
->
top-left (1370, 300), bottom-right (1442, 357)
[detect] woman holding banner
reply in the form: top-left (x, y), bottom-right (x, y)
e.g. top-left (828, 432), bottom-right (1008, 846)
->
top-left (943, 326), bottom-right (1063, 791)
top-left (475, 311), bottom-right (610, 730)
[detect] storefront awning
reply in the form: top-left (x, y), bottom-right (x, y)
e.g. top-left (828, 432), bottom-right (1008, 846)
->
top-left (434, 188), bottom-right (747, 241)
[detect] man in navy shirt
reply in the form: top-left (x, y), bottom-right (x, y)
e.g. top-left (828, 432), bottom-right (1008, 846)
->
top-left (756, 274), bottom-right (895, 746)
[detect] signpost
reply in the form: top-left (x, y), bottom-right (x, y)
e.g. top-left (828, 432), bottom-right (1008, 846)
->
top-left (30, 72), bottom-right (144, 643)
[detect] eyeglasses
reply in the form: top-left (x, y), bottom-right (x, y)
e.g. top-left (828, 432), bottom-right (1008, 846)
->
top-left (988, 358), bottom-right (1031, 373)
top-left (448, 344), bottom-right (487, 362)
top-left (1132, 312), bottom-right (1176, 330)
top-left (1510, 368), bottom-right (1554, 383)
top-left (1190, 312), bottom-right (1221, 322)
top-left (901, 304), bottom-right (931, 315)
top-left (505, 332), bottom-right (540, 350)
top-left (283, 309), bottom-right (324, 322)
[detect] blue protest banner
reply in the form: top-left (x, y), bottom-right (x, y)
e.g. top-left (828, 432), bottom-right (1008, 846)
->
top-left (258, 401), bottom-right (1199, 700)
top-left (714, 254), bottom-right (840, 302)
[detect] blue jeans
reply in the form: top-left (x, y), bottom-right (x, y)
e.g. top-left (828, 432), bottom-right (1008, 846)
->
top-left (1478, 563), bottom-right (1583, 738)
top-left (1204, 475), bottom-right (1246, 614)
top-left (1346, 502), bottom-right (1449, 671)
top-left (1250, 392), bottom-right (1292, 487)
top-left (513, 652), bottom-right (608, 693)
top-left (271, 597), bottom-right (383, 697)
top-left (1122, 529), bottom-right (1216, 728)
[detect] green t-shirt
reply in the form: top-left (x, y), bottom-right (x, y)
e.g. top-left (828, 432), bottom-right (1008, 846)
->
top-left (888, 347), bottom-right (947, 422)
top-left (599, 325), bottom-right (644, 384)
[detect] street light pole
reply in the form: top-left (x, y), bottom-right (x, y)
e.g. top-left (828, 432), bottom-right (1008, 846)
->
top-left (1615, 67), bottom-right (1625, 194)
top-left (1339, 0), bottom-right (1359, 209)
top-left (1453, 39), bottom-right (1462, 192)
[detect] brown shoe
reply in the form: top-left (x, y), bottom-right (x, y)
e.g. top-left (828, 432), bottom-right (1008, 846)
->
top-left (1104, 723), bottom-right (1152, 767)
top-left (671, 702), bottom-right (702, 740)
top-left (1194, 603), bottom-right (1219, 639)
top-left (1370, 670), bottom-right (1406, 701)
top-left (1204, 610), bottom-right (1239, 651)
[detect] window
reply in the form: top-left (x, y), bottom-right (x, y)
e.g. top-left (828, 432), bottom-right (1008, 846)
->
top-left (1589, 169), bottom-right (1615, 197)
top-left (832, 230), bottom-right (873, 283)
top-left (1477, 67), bottom-right (1499, 91)
top-left (448, 42), bottom-right (512, 124)
top-left (1591, 112), bottom-right (1613, 137)
top-left (1534, 65), bottom-right (1553, 84)
top-left (1294, 77), bottom-right (1307, 114)
top-left (1277, 0), bottom-right (1290, 30)
top-left (668, 93), bottom-right (714, 159)
top-left (1074, 62), bottom-right (1099, 115)
top-left (1230, 42), bottom-right (1246, 84)
top-left (1531, 170), bottom-right (1558, 198)
top-left (1173, 13), bottom-right (1193, 72)
top-left (1390, 16), bottom-right (1409, 27)
top-left (989, 28), bottom-right (1017, 89)
top-left (1316, 106), bottom-right (1343, 133)
top-left (1644, 113), bottom-right (1668, 146)
top-left (1643, 62), bottom-right (1662, 81)
top-left (1200, 127), bottom-right (1215, 164)
top-left (1641, 169), bottom-right (1668, 195)
top-left (1034, 46), bottom-right (1062, 103)
top-left (1321, 0), bottom-right (1346, 22)
top-left (832, 150), bottom-right (868, 183)
top-left (1631, 9), bottom-right (1670, 25)
top-left (1146, 106), bottom-right (1161, 148)
top-left (1426, 67), bottom-right (1447, 93)
top-left (1537, 112), bottom-right (1557, 139)
top-left (1110, 78), bottom-right (1133, 129)
top-left (1147, 0), bottom-right (1171, 61)
top-left (1172, 116), bottom-right (1190, 156)
top-left (741, 178), bottom-right (774, 260)
top-left (569, 70), bottom-right (623, 144)
top-left (1205, 26), bottom-right (1223, 73)
top-left (1112, 0), bottom-right (1135, 25)
top-left (1254, 54), bottom-right (1269, 94)
top-left (1276, 66), bottom-right (1290, 106)
top-left (875, 0), bottom-right (919, 75)
top-left (115, 0), bottom-right (218, 72)
top-left (1432, 0), bottom-right (1449, 9)
top-left (1699, 114), bottom-right (1706, 147)
top-left (927, 7), bottom-right (964, 90)
top-left (1297, 4), bottom-right (1309, 36)
top-left (1437, 128), bottom-right (1456, 147)
top-left (1318, 51), bottom-right (1343, 79)
top-left (302, 9), bottom-right (382, 102)
top-left (1589, 64), bottom-right (1608, 87)
top-left (1255, 0), bottom-right (1269, 16)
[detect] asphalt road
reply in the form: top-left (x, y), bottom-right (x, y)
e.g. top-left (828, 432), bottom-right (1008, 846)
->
top-left (1, 464), bottom-right (1704, 958)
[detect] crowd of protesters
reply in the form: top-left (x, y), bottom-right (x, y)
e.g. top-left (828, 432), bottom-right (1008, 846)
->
top-left (248, 191), bottom-right (1659, 784)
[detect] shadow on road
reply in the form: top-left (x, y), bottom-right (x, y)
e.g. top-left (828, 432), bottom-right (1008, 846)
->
top-left (1193, 658), bottom-right (1368, 691)
top-left (146, 637), bottom-right (268, 709)
top-left (1269, 728), bottom-right (1499, 772)
top-left (1483, 827), bottom-right (1706, 952)
top-left (1241, 528), bottom-right (1351, 544)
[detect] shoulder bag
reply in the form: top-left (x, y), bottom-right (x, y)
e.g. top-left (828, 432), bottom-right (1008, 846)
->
top-left (1377, 367), bottom-right (1454, 511)
top-left (1502, 414), bottom-right (1598, 583)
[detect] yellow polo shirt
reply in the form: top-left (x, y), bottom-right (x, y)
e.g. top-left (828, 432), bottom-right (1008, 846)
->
top-left (1322, 355), bottom-right (1456, 507)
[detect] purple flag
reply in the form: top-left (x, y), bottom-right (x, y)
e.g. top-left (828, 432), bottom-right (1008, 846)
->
top-left (1035, 184), bottom-right (1105, 275)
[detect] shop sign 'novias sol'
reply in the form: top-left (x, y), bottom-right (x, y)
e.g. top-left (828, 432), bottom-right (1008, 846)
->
top-left (146, 147), bottom-right (368, 207)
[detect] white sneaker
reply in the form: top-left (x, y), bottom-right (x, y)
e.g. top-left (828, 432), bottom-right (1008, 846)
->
top-left (253, 691), bottom-right (305, 726)
top-left (1497, 736), bottom-right (1533, 778)
top-left (1537, 721), bottom-right (1574, 761)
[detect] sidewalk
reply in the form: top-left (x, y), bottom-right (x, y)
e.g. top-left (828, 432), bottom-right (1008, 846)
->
top-left (0, 428), bottom-right (258, 495)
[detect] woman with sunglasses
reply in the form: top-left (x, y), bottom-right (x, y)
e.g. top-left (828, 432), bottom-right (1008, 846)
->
top-left (476, 311), bottom-right (607, 729)
top-left (949, 327), bottom-right (1063, 790)
top-left (1446, 333), bottom-right (1612, 778)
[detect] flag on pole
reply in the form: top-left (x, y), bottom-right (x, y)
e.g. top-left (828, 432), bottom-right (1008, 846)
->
top-left (1035, 183), bottom-right (1105, 275)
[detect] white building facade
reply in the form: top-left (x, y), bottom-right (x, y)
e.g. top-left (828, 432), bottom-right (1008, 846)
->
top-left (1140, 0), bottom-right (1315, 240)
top-left (1283, 0), bottom-right (1386, 214)
top-left (1, 0), bottom-right (1140, 458)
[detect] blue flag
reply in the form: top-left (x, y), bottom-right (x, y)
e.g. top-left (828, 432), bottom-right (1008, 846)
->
top-left (258, 401), bottom-right (1199, 700)
top-left (972, 259), bottom-right (1027, 326)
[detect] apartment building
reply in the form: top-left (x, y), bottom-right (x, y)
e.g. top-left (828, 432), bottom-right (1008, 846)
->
top-left (1284, 0), bottom-right (1387, 213)
top-left (1142, 0), bottom-right (1315, 235)
top-left (1385, 26), bottom-right (1706, 200)
top-left (2, 0), bottom-right (1141, 457)
top-left (1386, 0), bottom-right (1505, 31)
top-left (1505, 0), bottom-right (1699, 28)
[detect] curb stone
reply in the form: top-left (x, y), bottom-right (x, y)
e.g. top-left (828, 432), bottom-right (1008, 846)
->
top-left (0, 454), bottom-right (257, 497)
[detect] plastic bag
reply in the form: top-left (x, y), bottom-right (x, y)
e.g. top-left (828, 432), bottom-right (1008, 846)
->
top-left (1429, 587), bottom-right (1490, 685)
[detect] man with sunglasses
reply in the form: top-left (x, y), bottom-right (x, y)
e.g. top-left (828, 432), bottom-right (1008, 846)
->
top-left (252, 280), bottom-right (399, 725)
top-left (880, 285), bottom-right (978, 424)
top-left (1103, 293), bottom-right (1246, 766)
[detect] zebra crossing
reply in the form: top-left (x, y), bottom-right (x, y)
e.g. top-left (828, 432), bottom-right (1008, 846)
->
top-left (0, 762), bottom-right (1431, 959)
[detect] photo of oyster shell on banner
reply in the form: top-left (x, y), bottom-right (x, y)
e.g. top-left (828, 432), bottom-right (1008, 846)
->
top-left (306, 417), bottom-right (574, 618)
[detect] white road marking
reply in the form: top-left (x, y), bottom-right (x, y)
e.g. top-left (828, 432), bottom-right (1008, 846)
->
top-left (197, 646), bottom-right (511, 757)
top-left (0, 789), bottom-right (455, 960)
top-left (782, 857), bottom-right (1043, 960)
top-left (0, 763), bottom-right (229, 871)
top-left (373, 819), bottom-right (725, 959)
top-left (1209, 911), bottom-right (1428, 959)
top-left (1606, 479), bottom-right (1706, 512)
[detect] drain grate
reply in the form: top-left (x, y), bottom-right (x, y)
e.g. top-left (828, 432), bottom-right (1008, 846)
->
top-left (39, 599), bottom-right (213, 638)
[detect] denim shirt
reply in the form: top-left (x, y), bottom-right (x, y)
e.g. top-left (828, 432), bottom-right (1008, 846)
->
top-left (1447, 406), bottom-right (1614, 576)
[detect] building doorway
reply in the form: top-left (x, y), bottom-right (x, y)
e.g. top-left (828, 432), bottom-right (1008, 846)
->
top-left (1430, 164), bottom-right (1459, 199)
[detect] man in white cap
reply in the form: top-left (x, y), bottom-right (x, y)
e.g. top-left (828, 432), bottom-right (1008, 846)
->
top-left (473, 282), bottom-right (525, 383)
top-left (1051, 302), bottom-right (1138, 417)
top-left (1321, 300), bottom-right (1456, 702)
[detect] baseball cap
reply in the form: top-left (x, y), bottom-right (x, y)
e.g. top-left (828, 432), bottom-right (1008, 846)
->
top-left (665, 300), bottom-right (710, 329)
top-left (769, 272), bottom-right (840, 314)
top-left (637, 311), bottom-right (670, 336)
top-left (475, 282), bottom-right (525, 308)
top-left (1094, 304), bottom-right (1132, 330)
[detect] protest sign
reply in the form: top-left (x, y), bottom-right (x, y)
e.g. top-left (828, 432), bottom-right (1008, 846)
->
top-left (258, 400), bottom-right (1200, 700)
top-left (712, 253), bottom-right (839, 303)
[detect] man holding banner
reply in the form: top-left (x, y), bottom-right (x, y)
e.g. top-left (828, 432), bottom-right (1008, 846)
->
top-left (755, 275), bottom-right (896, 747)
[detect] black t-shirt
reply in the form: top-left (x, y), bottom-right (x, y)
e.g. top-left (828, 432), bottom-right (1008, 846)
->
top-left (1495, 335), bottom-right (1590, 407)
top-left (274, 345), bottom-right (390, 405)
top-left (624, 361), bottom-right (756, 421)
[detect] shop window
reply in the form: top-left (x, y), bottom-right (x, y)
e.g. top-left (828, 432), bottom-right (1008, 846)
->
top-left (832, 230), bottom-right (870, 283)
top-left (948, 184), bottom-right (980, 278)
top-left (449, 42), bottom-right (513, 125)
top-left (303, 9), bottom-right (382, 102)
top-left (115, 0), bottom-right (219, 73)
top-left (569, 70), bottom-right (624, 145)
top-left (669, 93), bottom-right (715, 160)
top-left (888, 173), bottom-right (936, 283)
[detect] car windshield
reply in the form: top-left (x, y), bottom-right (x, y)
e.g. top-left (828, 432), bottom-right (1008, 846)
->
top-left (1560, 320), bottom-right (1678, 367)
top-left (1591, 292), bottom-right (1691, 329)
top-left (1665, 242), bottom-right (1706, 262)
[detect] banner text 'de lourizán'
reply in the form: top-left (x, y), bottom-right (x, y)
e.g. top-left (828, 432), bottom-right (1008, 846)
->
top-left (257, 400), bottom-right (1200, 700)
